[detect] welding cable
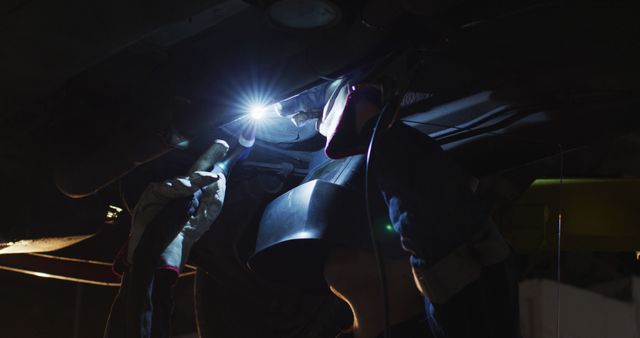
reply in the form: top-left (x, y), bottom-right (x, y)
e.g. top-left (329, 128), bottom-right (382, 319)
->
top-left (364, 85), bottom-right (415, 338)
top-left (363, 55), bottom-right (426, 338)
top-left (364, 98), bottom-right (394, 338)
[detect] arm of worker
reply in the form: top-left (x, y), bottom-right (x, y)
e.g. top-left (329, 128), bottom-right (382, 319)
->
top-left (373, 122), bottom-right (510, 303)
top-left (344, 89), bottom-right (510, 303)
top-left (157, 171), bottom-right (226, 271)
top-left (105, 141), bottom-right (229, 338)
top-left (126, 140), bottom-right (229, 272)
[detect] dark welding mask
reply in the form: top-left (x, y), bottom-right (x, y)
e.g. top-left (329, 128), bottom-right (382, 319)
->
top-left (248, 153), bottom-right (405, 289)
top-left (321, 83), bottom-right (386, 159)
top-left (321, 49), bottom-right (423, 159)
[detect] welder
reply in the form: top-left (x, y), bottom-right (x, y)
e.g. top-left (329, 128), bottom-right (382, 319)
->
top-left (105, 122), bottom-right (256, 338)
top-left (320, 80), bottom-right (521, 337)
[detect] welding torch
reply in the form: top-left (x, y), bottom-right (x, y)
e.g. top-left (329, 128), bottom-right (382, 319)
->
top-left (133, 120), bottom-right (258, 268)
top-left (211, 119), bottom-right (257, 176)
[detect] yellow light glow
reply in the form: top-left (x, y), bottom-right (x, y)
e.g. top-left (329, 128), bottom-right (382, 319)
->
top-left (31, 271), bottom-right (54, 278)
top-left (105, 205), bottom-right (124, 224)
top-left (329, 285), bottom-right (359, 330)
top-left (0, 265), bottom-right (120, 287)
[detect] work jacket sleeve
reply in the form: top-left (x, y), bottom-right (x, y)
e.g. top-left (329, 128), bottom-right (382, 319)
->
top-left (127, 171), bottom-right (223, 267)
top-left (374, 122), bottom-right (510, 303)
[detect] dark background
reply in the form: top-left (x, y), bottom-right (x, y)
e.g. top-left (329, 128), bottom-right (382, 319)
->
top-left (0, 270), bottom-right (197, 338)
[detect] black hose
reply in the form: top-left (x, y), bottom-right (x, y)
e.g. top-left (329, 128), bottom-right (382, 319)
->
top-left (364, 90), bottom-right (406, 338)
top-left (364, 105), bottom-right (392, 338)
top-left (364, 53), bottom-right (425, 338)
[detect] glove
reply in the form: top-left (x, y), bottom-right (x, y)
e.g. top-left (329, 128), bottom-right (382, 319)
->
top-left (127, 140), bottom-right (229, 272)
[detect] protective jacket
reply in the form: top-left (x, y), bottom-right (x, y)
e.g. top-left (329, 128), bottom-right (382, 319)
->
top-left (372, 122), bottom-right (521, 338)
top-left (106, 141), bottom-right (228, 338)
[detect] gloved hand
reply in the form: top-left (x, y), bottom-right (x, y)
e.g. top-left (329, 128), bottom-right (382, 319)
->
top-left (126, 140), bottom-right (229, 272)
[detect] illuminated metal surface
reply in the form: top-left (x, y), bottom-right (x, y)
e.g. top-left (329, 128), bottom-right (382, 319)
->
top-left (0, 234), bottom-right (94, 254)
top-left (220, 85), bottom-right (319, 144)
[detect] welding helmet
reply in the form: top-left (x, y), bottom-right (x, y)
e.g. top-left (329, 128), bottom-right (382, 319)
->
top-left (322, 49), bottom-right (422, 159)
top-left (248, 152), bottom-right (405, 289)
top-left (321, 82), bottom-right (389, 159)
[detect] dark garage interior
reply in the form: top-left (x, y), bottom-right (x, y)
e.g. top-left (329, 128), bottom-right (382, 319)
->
top-left (2, 1), bottom-right (640, 337)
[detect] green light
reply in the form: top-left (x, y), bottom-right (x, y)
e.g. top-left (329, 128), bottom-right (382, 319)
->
top-left (385, 224), bottom-right (394, 232)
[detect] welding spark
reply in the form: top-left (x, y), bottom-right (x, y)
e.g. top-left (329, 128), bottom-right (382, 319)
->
top-left (248, 104), bottom-right (267, 120)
